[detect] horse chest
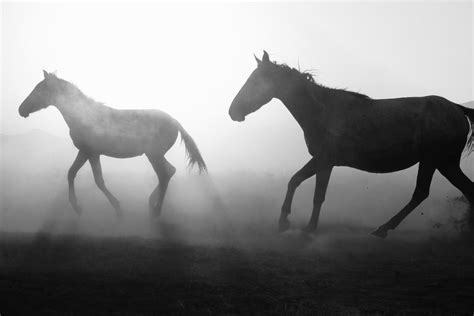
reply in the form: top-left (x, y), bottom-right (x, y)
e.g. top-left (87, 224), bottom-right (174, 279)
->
top-left (304, 131), bottom-right (337, 157)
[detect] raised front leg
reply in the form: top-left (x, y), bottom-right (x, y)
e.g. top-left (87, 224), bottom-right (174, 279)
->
top-left (89, 155), bottom-right (122, 217)
top-left (279, 158), bottom-right (318, 232)
top-left (68, 151), bottom-right (88, 215)
top-left (372, 161), bottom-right (435, 238)
top-left (304, 167), bottom-right (333, 233)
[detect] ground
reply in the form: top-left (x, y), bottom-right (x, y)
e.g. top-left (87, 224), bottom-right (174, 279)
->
top-left (1, 227), bottom-right (474, 315)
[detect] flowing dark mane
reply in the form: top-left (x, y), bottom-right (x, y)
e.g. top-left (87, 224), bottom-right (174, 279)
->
top-left (273, 62), bottom-right (370, 100)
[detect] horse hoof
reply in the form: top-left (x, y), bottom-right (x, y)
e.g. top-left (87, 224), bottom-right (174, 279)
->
top-left (150, 211), bottom-right (161, 220)
top-left (302, 225), bottom-right (317, 234)
top-left (371, 227), bottom-right (388, 239)
top-left (278, 219), bottom-right (290, 232)
top-left (74, 205), bottom-right (82, 216)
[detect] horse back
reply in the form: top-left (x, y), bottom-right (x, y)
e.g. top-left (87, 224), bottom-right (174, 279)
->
top-left (318, 95), bottom-right (468, 172)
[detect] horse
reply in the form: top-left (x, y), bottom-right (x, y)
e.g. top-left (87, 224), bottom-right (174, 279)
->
top-left (229, 51), bottom-right (474, 238)
top-left (19, 70), bottom-right (206, 218)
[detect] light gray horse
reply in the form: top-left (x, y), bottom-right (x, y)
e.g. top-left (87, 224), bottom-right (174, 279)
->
top-left (19, 71), bottom-right (206, 218)
top-left (229, 51), bottom-right (474, 238)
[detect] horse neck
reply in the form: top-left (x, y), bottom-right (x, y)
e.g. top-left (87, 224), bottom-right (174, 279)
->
top-left (275, 76), bottom-right (361, 134)
top-left (54, 91), bottom-right (105, 131)
top-left (274, 77), bottom-right (328, 132)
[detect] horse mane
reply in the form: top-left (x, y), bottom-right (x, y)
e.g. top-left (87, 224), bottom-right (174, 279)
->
top-left (272, 62), bottom-right (371, 100)
top-left (55, 76), bottom-right (106, 107)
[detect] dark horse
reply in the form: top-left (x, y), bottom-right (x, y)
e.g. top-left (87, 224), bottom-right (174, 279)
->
top-left (229, 51), bottom-right (474, 238)
top-left (19, 71), bottom-right (206, 218)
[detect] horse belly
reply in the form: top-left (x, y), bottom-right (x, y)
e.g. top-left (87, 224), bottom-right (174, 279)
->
top-left (348, 154), bottom-right (419, 173)
top-left (69, 110), bottom-right (179, 158)
top-left (99, 134), bottom-right (155, 158)
top-left (71, 130), bottom-right (151, 158)
top-left (339, 142), bottom-right (420, 173)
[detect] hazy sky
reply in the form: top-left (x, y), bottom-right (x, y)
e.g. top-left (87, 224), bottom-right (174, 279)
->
top-left (1, 2), bottom-right (473, 172)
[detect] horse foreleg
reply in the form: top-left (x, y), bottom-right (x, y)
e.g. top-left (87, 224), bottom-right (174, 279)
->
top-left (68, 151), bottom-right (88, 215)
top-left (89, 155), bottom-right (122, 217)
top-left (147, 155), bottom-right (176, 218)
top-left (304, 167), bottom-right (333, 233)
top-left (279, 158), bottom-right (318, 232)
top-left (372, 161), bottom-right (435, 238)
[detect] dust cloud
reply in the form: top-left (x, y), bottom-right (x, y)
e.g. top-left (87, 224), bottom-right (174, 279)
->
top-left (2, 128), bottom-right (474, 316)
top-left (1, 129), bottom-right (473, 251)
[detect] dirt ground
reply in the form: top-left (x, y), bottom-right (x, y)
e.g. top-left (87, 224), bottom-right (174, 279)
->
top-left (1, 226), bottom-right (474, 316)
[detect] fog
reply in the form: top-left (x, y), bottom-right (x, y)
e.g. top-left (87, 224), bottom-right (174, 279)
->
top-left (1, 2), bottom-right (473, 244)
top-left (2, 3), bottom-right (473, 172)
top-left (1, 128), bottom-right (473, 246)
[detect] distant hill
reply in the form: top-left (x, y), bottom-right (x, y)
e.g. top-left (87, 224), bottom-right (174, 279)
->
top-left (0, 129), bottom-right (154, 177)
top-left (1, 130), bottom-right (73, 176)
top-left (1, 129), bottom-right (70, 152)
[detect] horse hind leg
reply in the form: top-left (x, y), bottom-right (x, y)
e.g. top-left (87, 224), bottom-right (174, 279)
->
top-left (438, 163), bottom-right (474, 229)
top-left (147, 155), bottom-right (176, 218)
top-left (68, 151), bottom-right (88, 215)
top-left (372, 161), bottom-right (436, 238)
top-left (148, 186), bottom-right (159, 215)
top-left (89, 155), bottom-right (122, 217)
top-left (304, 167), bottom-right (333, 233)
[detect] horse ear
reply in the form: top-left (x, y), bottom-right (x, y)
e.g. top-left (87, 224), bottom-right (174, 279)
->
top-left (43, 70), bottom-right (50, 79)
top-left (254, 54), bottom-right (262, 66)
top-left (262, 50), bottom-right (270, 63)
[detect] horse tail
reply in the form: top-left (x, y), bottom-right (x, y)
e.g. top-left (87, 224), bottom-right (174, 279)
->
top-left (177, 123), bottom-right (207, 173)
top-left (459, 105), bottom-right (474, 156)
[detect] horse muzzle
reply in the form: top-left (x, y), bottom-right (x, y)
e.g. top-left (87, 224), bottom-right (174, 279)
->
top-left (229, 105), bottom-right (246, 122)
top-left (18, 106), bottom-right (30, 118)
top-left (231, 115), bottom-right (245, 122)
